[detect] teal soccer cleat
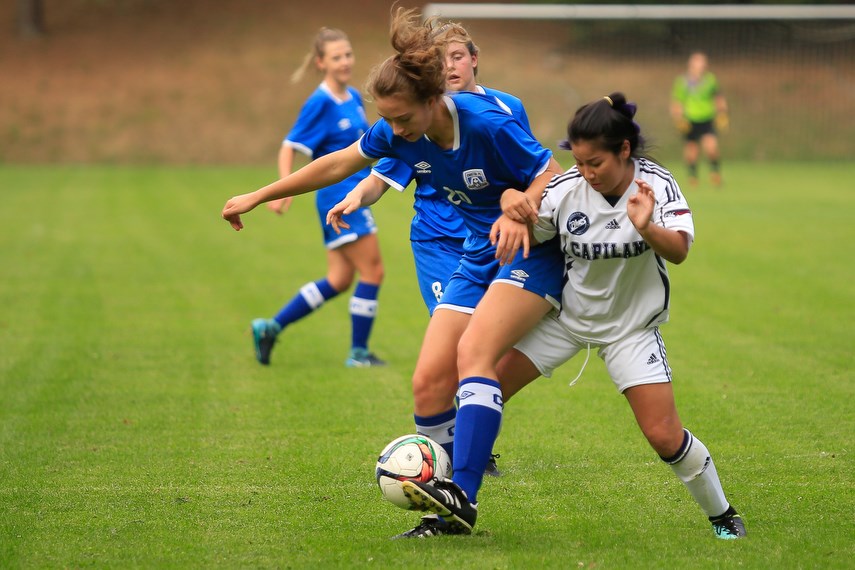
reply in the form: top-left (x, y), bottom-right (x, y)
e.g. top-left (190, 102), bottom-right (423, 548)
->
top-left (251, 318), bottom-right (281, 365)
top-left (344, 347), bottom-right (386, 368)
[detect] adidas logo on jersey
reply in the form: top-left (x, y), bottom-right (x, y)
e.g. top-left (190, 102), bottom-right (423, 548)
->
top-left (509, 269), bottom-right (529, 282)
top-left (605, 219), bottom-right (621, 229)
top-left (646, 353), bottom-right (659, 365)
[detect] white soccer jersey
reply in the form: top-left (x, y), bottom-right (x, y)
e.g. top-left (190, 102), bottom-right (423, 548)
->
top-left (532, 158), bottom-right (694, 344)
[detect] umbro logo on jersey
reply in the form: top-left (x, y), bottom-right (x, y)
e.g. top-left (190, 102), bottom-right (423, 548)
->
top-left (509, 269), bottom-right (529, 281)
top-left (605, 219), bottom-right (621, 229)
top-left (647, 354), bottom-right (660, 365)
top-left (414, 161), bottom-right (431, 174)
top-left (337, 118), bottom-right (352, 130)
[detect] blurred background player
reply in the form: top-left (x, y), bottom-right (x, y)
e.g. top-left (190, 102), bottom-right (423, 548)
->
top-left (250, 27), bottom-right (386, 368)
top-left (670, 51), bottom-right (729, 187)
top-left (403, 93), bottom-right (746, 541)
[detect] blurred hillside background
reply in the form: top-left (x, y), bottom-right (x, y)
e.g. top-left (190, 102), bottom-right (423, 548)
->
top-left (1, 0), bottom-right (853, 165)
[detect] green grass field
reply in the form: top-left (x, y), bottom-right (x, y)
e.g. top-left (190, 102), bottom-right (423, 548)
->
top-left (1, 163), bottom-right (853, 569)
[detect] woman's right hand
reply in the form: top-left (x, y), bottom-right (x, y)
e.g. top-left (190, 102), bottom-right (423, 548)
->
top-left (490, 214), bottom-right (531, 265)
top-left (222, 192), bottom-right (261, 231)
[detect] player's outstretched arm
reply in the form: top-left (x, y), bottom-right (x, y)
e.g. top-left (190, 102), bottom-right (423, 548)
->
top-left (627, 179), bottom-right (690, 264)
top-left (221, 142), bottom-right (373, 231)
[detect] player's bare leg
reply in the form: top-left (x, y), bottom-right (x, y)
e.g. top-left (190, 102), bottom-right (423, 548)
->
top-left (458, 283), bottom-right (553, 476)
top-left (411, 308), bottom-right (470, 454)
top-left (458, 283), bottom-right (553, 382)
top-left (624, 382), bottom-right (746, 539)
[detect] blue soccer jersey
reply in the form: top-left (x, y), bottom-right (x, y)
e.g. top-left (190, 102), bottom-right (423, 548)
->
top-left (285, 83), bottom-right (375, 248)
top-left (360, 92), bottom-right (555, 312)
top-left (370, 87), bottom-right (544, 313)
top-left (359, 92), bottom-right (552, 240)
top-left (370, 85), bottom-right (536, 244)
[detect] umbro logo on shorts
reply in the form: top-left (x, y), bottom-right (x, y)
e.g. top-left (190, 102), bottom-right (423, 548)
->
top-left (605, 219), bottom-right (621, 229)
top-left (647, 353), bottom-right (660, 365)
top-left (509, 269), bottom-right (529, 281)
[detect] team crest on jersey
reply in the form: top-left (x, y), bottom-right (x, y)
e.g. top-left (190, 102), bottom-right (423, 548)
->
top-left (566, 212), bottom-right (590, 235)
top-left (337, 118), bottom-right (352, 131)
top-left (462, 169), bottom-right (489, 190)
top-left (414, 161), bottom-right (431, 174)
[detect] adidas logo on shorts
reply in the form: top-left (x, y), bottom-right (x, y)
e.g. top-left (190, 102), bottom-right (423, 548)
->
top-left (646, 353), bottom-right (659, 365)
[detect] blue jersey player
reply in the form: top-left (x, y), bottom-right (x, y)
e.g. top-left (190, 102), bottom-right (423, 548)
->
top-left (331, 24), bottom-right (558, 316)
top-left (221, 9), bottom-right (565, 539)
top-left (249, 27), bottom-right (386, 369)
top-left (326, 20), bottom-right (564, 483)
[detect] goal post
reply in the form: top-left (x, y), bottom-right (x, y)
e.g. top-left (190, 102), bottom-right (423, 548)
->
top-left (423, 3), bottom-right (855, 21)
top-left (421, 3), bottom-right (855, 162)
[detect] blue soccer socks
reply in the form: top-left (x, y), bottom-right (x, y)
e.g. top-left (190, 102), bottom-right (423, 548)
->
top-left (273, 278), bottom-right (339, 329)
top-left (349, 281), bottom-right (379, 350)
top-left (452, 377), bottom-right (503, 503)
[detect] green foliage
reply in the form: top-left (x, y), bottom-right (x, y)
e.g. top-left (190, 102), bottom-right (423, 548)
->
top-left (0, 165), bottom-right (853, 568)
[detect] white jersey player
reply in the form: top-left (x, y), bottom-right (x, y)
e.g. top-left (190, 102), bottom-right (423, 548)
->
top-left (531, 156), bottom-right (693, 347)
top-left (402, 93), bottom-right (747, 541)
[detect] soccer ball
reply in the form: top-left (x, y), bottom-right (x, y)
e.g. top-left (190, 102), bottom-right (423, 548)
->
top-left (375, 434), bottom-right (452, 509)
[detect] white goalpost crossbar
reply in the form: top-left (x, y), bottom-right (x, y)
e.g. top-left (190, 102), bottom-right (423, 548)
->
top-left (422, 3), bottom-right (855, 21)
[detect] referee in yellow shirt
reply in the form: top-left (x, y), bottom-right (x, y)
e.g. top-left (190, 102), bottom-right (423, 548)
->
top-left (671, 52), bottom-right (728, 187)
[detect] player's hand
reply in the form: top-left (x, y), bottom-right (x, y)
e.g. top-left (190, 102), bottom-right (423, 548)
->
top-left (266, 197), bottom-right (293, 215)
top-left (627, 179), bottom-right (655, 233)
top-left (325, 191), bottom-right (363, 234)
top-left (222, 192), bottom-right (260, 231)
top-left (715, 112), bottom-right (730, 134)
top-left (490, 214), bottom-right (530, 266)
top-left (500, 189), bottom-right (538, 224)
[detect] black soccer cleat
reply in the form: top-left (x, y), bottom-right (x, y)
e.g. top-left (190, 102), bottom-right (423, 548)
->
top-left (391, 514), bottom-right (467, 539)
top-left (484, 453), bottom-right (502, 477)
top-left (401, 477), bottom-right (478, 534)
top-left (710, 506), bottom-right (747, 540)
